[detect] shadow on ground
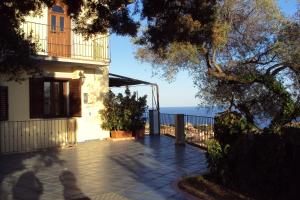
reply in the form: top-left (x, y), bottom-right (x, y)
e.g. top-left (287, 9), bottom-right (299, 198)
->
top-left (0, 149), bottom-right (64, 200)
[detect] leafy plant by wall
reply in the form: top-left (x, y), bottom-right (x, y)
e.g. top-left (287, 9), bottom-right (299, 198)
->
top-left (100, 87), bottom-right (147, 132)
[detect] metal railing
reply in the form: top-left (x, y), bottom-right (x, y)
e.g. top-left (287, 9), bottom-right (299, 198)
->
top-left (160, 113), bottom-right (176, 137)
top-left (185, 115), bottom-right (214, 148)
top-left (0, 118), bottom-right (76, 154)
top-left (21, 21), bottom-right (110, 62)
top-left (159, 113), bottom-right (214, 147)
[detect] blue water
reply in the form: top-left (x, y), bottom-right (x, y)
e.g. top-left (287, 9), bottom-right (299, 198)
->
top-left (149, 106), bottom-right (298, 128)
top-left (159, 106), bottom-right (223, 117)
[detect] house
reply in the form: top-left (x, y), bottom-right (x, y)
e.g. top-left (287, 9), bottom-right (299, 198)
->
top-left (0, 1), bottom-right (110, 153)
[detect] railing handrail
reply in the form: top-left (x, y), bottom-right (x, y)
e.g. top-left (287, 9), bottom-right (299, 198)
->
top-left (185, 114), bottom-right (214, 120)
top-left (0, 118), bottom-right (76, 123)
top-left (21, 21), bottom-right (110, 62)
top-left (23, 21), bottom-right (108, 38)
top-left (160, 113), bottom-right (215, 120)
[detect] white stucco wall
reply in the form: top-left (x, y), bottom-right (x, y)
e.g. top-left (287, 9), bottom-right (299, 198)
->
top-left (0, 4), bottom-right (111, 146)
top-left (0, 80), bottom-right (30, 121)
top-left (0, 64), bottom-right (110, 143)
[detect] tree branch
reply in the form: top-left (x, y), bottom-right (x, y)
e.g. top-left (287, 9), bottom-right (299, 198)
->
top-left (271, 66), bottom-right (287, 76)
top-left (265, 63), bottom-right (284, 75)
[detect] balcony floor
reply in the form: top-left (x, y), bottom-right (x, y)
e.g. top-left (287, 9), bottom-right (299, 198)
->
top-left (0, 136), bottom-right (207, 200)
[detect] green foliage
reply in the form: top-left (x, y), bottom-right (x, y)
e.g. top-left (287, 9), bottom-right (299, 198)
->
top-left (0, 0), bottom-right (138, 79)
top-left (136, 0), bottom-right (300, 131)
top-left (0, 0), bottom-right (53, 80)
top-left (206, 111), bottom-right (300, 199)
top-left (206, 139), bottom-right (226, 180)
top-left (100, 87), bottom-right (147, 132)
top-left (214, 111), bottom-right (260, 145)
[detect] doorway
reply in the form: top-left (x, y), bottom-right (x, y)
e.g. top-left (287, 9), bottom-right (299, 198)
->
top-left (47, 2), bottom-right (71, 57)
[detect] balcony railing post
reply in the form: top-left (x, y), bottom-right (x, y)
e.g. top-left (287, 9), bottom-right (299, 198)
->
top-left (175, 114), bottom-right (185, 145)
top-left (149, 110), bottom-right (160, 135)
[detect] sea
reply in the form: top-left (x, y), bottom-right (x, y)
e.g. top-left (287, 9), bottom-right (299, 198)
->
top-left (159, 106), bottom-right (223, 117)
top-left (157, 106), bottom-right (299, 128)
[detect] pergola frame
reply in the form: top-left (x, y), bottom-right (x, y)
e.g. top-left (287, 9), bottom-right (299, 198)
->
top-left (109, 73), bottom-right (160, 112)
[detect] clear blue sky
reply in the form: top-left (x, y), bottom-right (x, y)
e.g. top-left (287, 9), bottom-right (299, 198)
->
top-left (110, 0), bottom-right (298, 108)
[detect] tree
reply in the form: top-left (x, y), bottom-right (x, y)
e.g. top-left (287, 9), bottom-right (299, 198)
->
top-left (0, 0), bottom-right (139, 80)
top-left (1, 0), bottom-right (221, 80)
top-left (136, 0), bottom-right (300, 133)
top-left (0, 0), bottom-right (52, 80)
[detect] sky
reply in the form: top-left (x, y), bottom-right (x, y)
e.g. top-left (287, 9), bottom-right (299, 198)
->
top-left (109, 0), bottom-right (298, 108)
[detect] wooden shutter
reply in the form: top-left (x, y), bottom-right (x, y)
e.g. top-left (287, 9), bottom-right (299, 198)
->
top-left (69, 79), bottom-right (82, 117)
top-left (29, 78), bottom-right (44, 118)
top-left (0, 86), bottom-right (8, 121)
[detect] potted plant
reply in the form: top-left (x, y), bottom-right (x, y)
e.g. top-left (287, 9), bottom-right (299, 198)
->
top-left (100, 87), bottom-right (147, 139)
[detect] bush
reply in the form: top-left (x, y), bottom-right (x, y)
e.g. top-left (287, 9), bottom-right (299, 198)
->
top-left (214, 111), bottom-right (260, 146)
top-left (206, 111), bottom-right (300, 199)
top-left (100, 87), bottom-right (147, 132)
top-left (206, 139), bottom-right (231, 184)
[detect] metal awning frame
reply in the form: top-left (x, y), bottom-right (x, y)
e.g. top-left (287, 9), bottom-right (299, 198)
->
top-left (109, 73), bottom-right (160, 111)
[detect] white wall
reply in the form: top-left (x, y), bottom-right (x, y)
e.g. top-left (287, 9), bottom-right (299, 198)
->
top-left (0, 80), bottom-right (30, 121)
top-left (0, 64), bottom-right (110, 143)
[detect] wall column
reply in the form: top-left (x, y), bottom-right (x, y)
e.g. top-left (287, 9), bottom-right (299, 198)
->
top-left (175, 114), bottom-right (185, 145)
top-left (149, 110), bottom-right (160, 135)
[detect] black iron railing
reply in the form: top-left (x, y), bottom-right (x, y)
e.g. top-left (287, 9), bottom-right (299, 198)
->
top-left (185, 115), bottom-right (214, 147)
top-left (160, 113), bottom-right (176, 137)
top-left (159, 113), bottom-right (214, 147)
top-left (0, 118), bottom-right (76, 154)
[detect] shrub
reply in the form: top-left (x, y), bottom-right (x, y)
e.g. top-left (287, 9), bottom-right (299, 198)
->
top-left (206, 139), bottom-right (231, 184)
top-left (214, 111), bottom-right (260, 146)
top-left (206, 111), bottom-right (300, 199)
top-left (100, 87), bottom-right (147, 132)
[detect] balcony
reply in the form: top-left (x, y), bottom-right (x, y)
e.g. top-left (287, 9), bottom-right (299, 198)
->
top-left (21, 21), bottom-right (110, 64)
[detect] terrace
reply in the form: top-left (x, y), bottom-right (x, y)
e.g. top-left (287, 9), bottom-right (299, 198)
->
top-left (0, 136), bottom-right (207, 200)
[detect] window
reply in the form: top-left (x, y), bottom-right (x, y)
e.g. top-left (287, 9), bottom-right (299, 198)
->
top-left (29, 78), bottom-right (81, 118)
top-left (60, 16), bottom-right (64, 32)
top-left (0, 86), bottom-right (8, 121)
top-left (51, 15), bottom-right (56, 32)
top-left (52, 5), bottom-right (64, 13)
top-left (43, 81), bottom-right (69, 117)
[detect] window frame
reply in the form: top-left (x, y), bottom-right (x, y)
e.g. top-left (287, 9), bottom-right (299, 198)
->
top-left (51, 15), bottom-right (57, 32)
top-left (52, 5), bottom-right (64, 14)
top-left (59, 16), bottom-right (64, 32)
top-left (43, 79), bottom-right (69, 118)
top-left (29, 78), bottom-right (82, 119)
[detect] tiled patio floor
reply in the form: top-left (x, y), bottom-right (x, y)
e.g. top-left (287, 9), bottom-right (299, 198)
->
top-left (0, 136), bottom-right (207, 200)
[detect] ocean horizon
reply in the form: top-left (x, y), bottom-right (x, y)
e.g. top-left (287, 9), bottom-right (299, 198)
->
top-left (158, 106), bottom-right (223, 117)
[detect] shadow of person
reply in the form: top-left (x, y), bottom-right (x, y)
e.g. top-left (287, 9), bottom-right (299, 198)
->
top-left (59, 170), bottom-right (91, 200)
top-left (12, 171), bottom-right (43, 200)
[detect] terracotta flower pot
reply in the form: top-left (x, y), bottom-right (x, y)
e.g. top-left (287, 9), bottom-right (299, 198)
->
top-left (110, 130), bottom-right (133, 138)
top-left (134, 127), bottom-right (145, 139)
